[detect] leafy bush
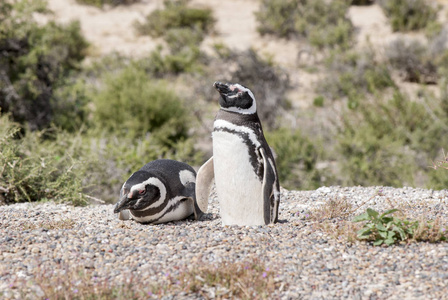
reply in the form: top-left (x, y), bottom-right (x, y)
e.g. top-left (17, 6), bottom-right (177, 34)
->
top-left (385, 38), bottom-right (438, 84)
top-left (256, 0), bottom-right (354, 49)
top-left (75, 0), bottom-right (141, 7)
top-left (134, 0), bottom-right (214, 38)
top-left (89, 64), bottom-right (191, 144)
top-left (318, 49), bottom-right (395, 108)
top-left (134, 0), bottom-right (214, 75)
top-left (144, 44), bottom-right (203, 75)
top-left (266, 128), bottom-right (325, 190)
top-left (0, 115), bottom-right (87, 205)
top-left (0, 112), bottom-right (202, 205)
top-left (378, 0), bottom-right (439, 32)
top-left (0, 0), bottom-right (89, 131)
top-left (255, 0), bottom-right (300, 38)
top-left (336, 91), bottom-right (448, 187)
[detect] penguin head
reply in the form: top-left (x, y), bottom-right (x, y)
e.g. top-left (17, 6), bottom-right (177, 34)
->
top-left (213, 81), bottom-right (257, 114)
top-left (114, 171), bottom-right (163, 213)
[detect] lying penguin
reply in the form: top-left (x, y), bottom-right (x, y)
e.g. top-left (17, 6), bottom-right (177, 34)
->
top-left (114, 159), bottom-right (203, 224)
top-left (196, 82), bottom-right (280, 225)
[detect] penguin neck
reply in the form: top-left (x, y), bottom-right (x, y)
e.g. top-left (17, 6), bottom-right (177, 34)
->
top-left (215, 109), bottom-right (261, 128)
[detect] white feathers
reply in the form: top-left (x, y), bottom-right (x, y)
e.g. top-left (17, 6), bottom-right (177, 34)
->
top-left (195, 157), bottom-right (214, 214)
top-left (212, 130), bottom-right (265, 225)
top-left (179, 169), bottom-right (196, 185)
top-left (220, 103), bottom-right (257, 115)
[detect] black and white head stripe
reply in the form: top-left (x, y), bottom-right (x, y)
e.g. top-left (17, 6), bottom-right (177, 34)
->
top-left (213, 81), bottom-right (257, 115)
top-left (128, 177), bottom-right (166, 211)
top-left (114, 159), bottom-right (198, 224)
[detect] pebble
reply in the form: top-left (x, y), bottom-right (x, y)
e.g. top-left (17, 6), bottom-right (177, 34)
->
top-left (0, 186), bottom-right (447, 299)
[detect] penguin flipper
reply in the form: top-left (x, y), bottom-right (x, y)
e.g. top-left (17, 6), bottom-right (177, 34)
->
top-left (260, 148), bottom-right (276, 224)
top-left (183, 182), bottom-right (203, 220)
top-left (195, 157), bottom-right (214, 217)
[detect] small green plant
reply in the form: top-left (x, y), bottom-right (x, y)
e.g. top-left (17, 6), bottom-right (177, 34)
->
top-left (354, 208), bottom-right (447, 245)
top-left (378, 0), bottom-right (440, 32)
top-left (353, 208), bottom-right (417, 245)
top-left (313, 96), bottom-right (324, 107)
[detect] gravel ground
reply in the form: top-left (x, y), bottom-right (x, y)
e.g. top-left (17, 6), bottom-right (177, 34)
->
top-left (1, 186), bottom-right (448, 299)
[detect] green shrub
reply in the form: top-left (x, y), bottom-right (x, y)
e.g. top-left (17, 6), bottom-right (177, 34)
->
top-left (424, 83), bottom-right (448, 189)
top-left (75, 0), bottom-right (141, 7)
top-left (295, 0), bottom-right (354, 50)
top-left (0, 115), bottom-right (87, 205)
top-left (0, 0), bottom-right (89, 131)
top-left (378, 0), bottom-right (439, 32)
top-left (0, 112), bottom-right (202, 205)
top-left (337, 91), bottom-right (448, 187)
top-left (256, 0), bottom-right (354, 49)
top-left (266, 128), bottom-right (325, 190)
top-left (51, 78), bottom-right (90, 132)
top-left (134, 0), bottom-right (215, 38)
top-left (89, 64), bottom-right (191, 144)
top-left (133, 0), bottom-right (213, 75)
top-left (144, 44), bottom-right (203, 75)
top-left (338, 119), bottom-right (416, 187)
top-left (318, 49), bottom-right (395, 108)
top-left (385, 38), bottom-right (438, 84)
top-left (255, 0), bottom-right (300, 38)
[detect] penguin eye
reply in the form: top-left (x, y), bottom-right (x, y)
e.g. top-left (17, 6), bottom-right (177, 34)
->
top-left (139, 189), bottom-right (146, 195)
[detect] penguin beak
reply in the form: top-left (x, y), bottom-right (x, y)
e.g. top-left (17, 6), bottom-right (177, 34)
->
top-left (213, 81), bottom-right (232, 95)
top-left (114, 194), bottom-right (131, 213)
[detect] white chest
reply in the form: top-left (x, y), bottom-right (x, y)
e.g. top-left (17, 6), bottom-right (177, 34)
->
top-left (212, 130), bottom-right (265, 225)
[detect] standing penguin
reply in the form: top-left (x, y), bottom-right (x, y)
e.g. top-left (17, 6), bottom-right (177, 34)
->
top-left (196, 82), bottom-right (280, 225)
top-left (114, 159), bottom-right (203, 224)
